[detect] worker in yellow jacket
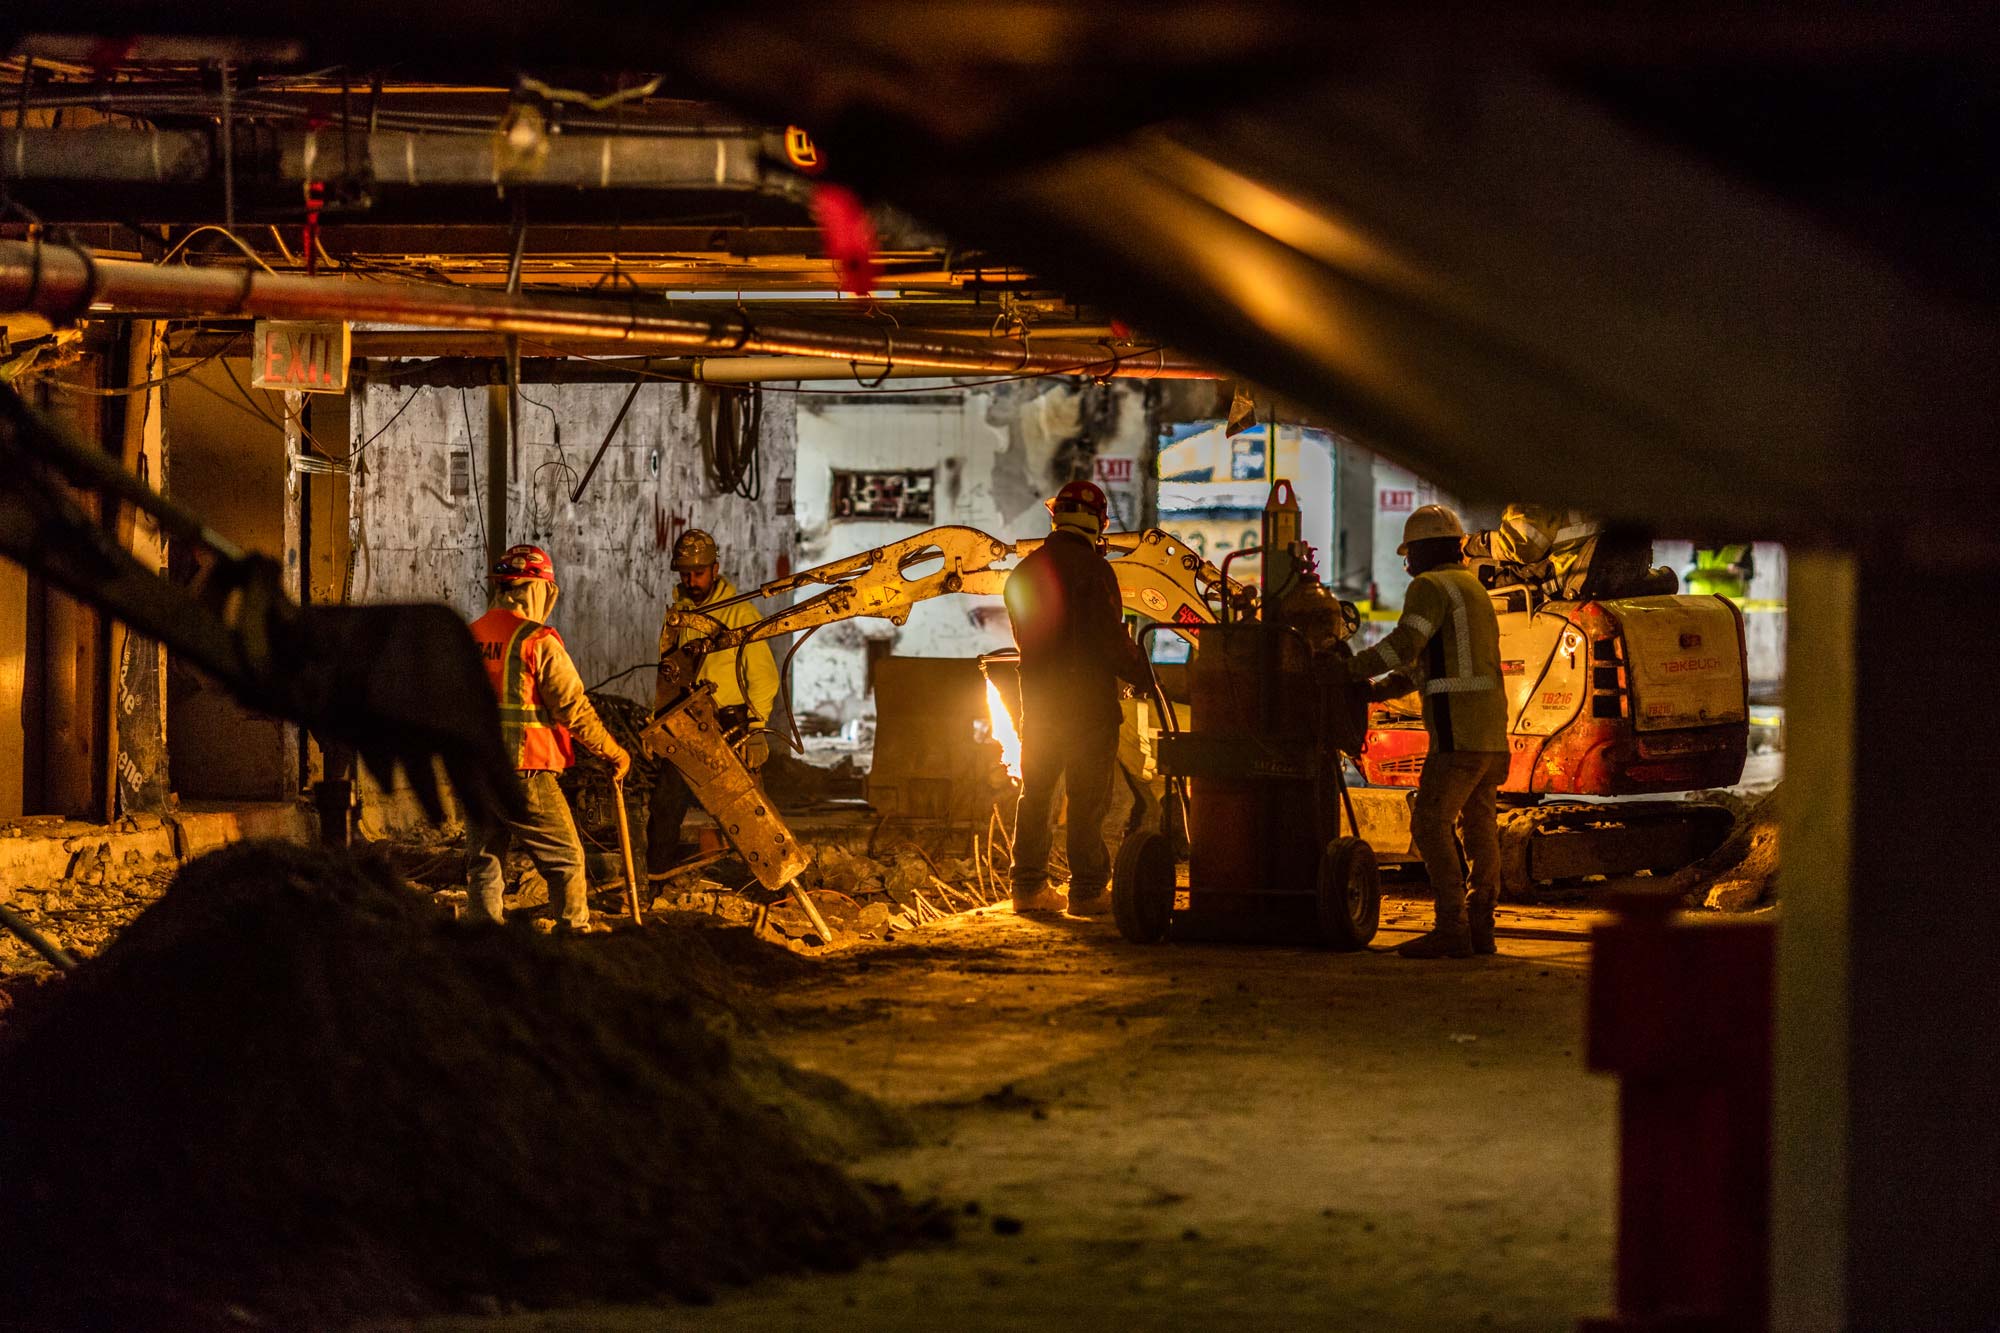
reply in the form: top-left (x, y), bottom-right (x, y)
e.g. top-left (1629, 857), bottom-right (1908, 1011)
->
top-left (646, 528), bottom-right (780, 881)
top-left (1341, 505), bottom-right (1508, 958)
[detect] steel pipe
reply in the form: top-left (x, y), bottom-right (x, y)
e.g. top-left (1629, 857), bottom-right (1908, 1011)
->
top-left (0, 126), bottom-right (770, 191)
top-left (0, 240), bottom-right (1218, 379)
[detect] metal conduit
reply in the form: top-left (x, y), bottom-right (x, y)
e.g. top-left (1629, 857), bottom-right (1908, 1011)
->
top-left (0, 127), bottom-right (770, 190)
top-left (0, 240), bottom-right (1219, 380)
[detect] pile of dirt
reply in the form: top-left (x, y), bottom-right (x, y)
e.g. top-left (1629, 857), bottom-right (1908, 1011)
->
top-left (0, 840), bottom-right (936, 1331)
top-left (1670, 786), bottom-right (1780, 910)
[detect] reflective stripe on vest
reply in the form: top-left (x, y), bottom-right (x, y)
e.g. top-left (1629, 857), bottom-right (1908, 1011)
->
top-left (472, 610), bottom-right (574, 771)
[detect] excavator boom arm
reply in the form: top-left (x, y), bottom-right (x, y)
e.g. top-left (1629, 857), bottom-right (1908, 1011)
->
top-left (662, 525), bottom-right (1244, 661)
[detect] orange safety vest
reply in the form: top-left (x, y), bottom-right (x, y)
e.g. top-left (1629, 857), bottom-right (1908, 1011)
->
top-left (469, 608), bottom-right (576, 771)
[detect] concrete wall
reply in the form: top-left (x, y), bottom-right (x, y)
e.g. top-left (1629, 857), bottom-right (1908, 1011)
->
top-left (791, 380), bottom-right (1153, 725)
top-left (163, 357), bottom-right (295, 801)
top-left (347, 377), bottom-right (798, 706)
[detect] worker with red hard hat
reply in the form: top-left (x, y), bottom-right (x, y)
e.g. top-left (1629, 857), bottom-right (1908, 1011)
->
top-left (1002, 479), bottom-right (1150, 916)
top-left (465, 544), bottom-right (631, 933)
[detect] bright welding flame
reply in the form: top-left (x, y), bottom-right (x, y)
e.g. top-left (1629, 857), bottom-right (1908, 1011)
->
top-left (984, 679), bottom-right (1022, 779)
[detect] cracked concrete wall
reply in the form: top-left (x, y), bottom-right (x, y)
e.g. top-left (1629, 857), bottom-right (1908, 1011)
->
top-left (791, 380), bottom-right (1154, 725)
top-left (347, 378), bottom-right (798, 706)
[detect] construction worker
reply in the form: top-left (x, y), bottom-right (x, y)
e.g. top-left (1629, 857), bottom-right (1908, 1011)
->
top-left (1341, 505), bottom-right (1507, 958)
top-left (647, 528), bottom-right (780, 883)
top-left (1463, 504), bottom-right (1673, 599)
top-left (1684, 543), bottom-right (1755, 599)
top-left (1003, 479), bottom-right (1150, 916)
top-left (466, 544), bottom-right (632, 932)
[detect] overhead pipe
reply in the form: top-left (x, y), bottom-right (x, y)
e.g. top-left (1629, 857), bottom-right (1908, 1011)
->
top-left (0, 240), bottom-right (1219, 380)
top-left (0, 126), bottom-right (772, 191)
top-left (339, 354), bottom-right (1132, 388)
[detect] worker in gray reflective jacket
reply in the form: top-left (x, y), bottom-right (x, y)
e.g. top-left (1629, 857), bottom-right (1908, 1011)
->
top-left (1340, 504), bottom-right (1508, 958)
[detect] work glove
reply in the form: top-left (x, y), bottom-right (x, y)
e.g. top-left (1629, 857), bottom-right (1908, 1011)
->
top-left (610, 745), bottom-right (633, 783)
top-left (741, 730), bottom-right (771, 771)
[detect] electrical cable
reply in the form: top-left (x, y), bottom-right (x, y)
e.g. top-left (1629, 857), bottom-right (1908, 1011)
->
top-left (587, 662), bottom-right (663, 694)
top-left (154, 224), bottom-right (278, 274)
top-left (699, 383), bottom-right (762, 500)
top-left (349, 383), bottom-right (423, 460)
top-left (44, 328), bottom-right (244, 396)
top-left (458, 387), bottom-right (487, 558)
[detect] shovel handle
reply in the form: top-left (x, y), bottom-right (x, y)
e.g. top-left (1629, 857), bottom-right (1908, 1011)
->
top-left (613, 777), bottom-right (643, 926)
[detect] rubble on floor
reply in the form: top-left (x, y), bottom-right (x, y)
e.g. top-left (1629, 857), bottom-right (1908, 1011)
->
top-left (1670, 786), bottom-right (1780, 911)
top-left (0, 840), bottom-right (943, 1332)
top-left (0, 837), bottom-right (177, 973)
top-left (654, 825), bottom-right (1030, 950)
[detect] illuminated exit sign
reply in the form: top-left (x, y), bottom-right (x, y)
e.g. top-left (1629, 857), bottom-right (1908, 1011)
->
top-left (252, 320), bottom-right (350, 393)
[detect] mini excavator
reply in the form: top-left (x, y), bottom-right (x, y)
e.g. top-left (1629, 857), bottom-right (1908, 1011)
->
top-left (637, 522), bottom-right (1250, 934)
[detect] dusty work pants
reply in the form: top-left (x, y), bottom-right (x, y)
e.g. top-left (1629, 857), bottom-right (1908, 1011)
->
top-left (1011, 707), bottom-right (1120, 896)
top-left (465, 770), bottom-right (591, 928)
top-left (1411, 750), bottom-right (1510, 933)
top-left (644, 764), bottom-right (694, 879)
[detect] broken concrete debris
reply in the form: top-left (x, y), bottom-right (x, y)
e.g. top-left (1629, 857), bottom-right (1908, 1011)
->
top-left (743, 842), bottom-right (1013, 946)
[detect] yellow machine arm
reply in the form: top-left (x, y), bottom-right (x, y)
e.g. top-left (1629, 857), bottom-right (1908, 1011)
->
top-left (660, 524), bottom-right (1246, 658)
top-left (639, 523), bottom-right (1245, 921)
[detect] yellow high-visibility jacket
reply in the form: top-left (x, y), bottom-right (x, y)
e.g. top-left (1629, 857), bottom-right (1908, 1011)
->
top-left (1463, 504), bottom-right (1601, 599)
top-left (1684, 545), bottom-right (1753, 598)
top-left (1344, 564), bottom-right (1507, 754)
top-left (657, 577), bottom-right (780, 725)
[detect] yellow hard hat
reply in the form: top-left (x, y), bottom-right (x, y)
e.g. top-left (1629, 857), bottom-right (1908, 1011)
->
top-left (672, 528), bottom-right (719, 571)
top-left (1397, 503), bottom-right (1465, 555)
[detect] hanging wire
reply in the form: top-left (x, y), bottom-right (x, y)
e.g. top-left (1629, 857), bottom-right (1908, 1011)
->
top-left (458, 387), bottom-right (488, 557)
top-left (45, 328), bottom-right (244, 396)
top-left (349, 382), bottom-right (424, 461)
top-left (154, 224), bottom-right (279, 274)
top-left (699, 383), bottom-right (763, 500)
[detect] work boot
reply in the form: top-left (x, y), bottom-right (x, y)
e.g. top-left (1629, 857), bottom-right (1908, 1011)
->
top-left (1397, 915), bottom-right (1474, 959)
top-left (1468, 904), bottom-right (1498, 956)
top-left (1067, 886), bottom-right (1112, 917)
top-left (1011, 883), bottom-right (1068, 915)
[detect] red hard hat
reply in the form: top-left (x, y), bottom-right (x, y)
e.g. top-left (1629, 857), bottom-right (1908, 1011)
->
top-left (491, 544), bottom-right (556, 584)
top-left (1049, 479), bottom-right (1109, 522)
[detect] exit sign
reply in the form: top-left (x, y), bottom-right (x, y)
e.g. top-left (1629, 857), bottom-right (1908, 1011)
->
top-left (1379, 488), bottom-right (1416, 512)
top-left (252, 320), bottom-right (350, 393)
top-left (1094, 456), bottom-right (1135, 484)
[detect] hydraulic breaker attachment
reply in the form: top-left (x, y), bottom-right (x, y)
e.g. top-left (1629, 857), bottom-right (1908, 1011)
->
top-left (635, 683), bottom-right (829, 940)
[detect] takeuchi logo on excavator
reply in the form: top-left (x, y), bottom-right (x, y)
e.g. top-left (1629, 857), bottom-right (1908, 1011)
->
top-left (1663, 656), bottom-right (1722, 674)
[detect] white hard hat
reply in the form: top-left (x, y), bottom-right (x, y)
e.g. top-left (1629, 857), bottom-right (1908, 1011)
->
top-left (1397, 504), bottom-right (1466, 555)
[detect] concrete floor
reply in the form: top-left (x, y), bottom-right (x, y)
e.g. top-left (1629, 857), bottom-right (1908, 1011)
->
top-left (392, 895), bottom-right (1617, 1332)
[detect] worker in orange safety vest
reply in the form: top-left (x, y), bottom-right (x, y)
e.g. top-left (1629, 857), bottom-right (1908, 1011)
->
top-left (466, 544), bottom-right (631, 932)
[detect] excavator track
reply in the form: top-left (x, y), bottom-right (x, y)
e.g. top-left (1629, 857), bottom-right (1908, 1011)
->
top-left (1495, 799), bottom-right (1738, 897)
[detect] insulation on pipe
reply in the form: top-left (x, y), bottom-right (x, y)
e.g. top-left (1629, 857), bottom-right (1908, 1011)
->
top-left (0, 240), bottom-right (1220, 380)
top-left (0, 127), bottom-right (770, 190)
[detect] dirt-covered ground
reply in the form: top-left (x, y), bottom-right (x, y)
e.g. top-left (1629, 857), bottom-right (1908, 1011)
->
top-left (382, 894), bottom-right (1615, 1332)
